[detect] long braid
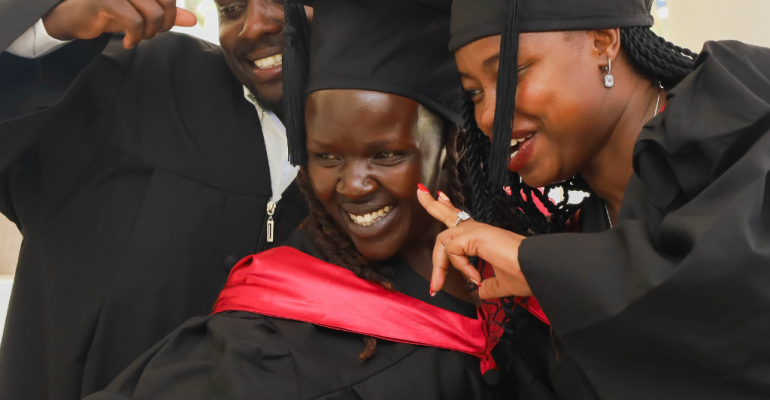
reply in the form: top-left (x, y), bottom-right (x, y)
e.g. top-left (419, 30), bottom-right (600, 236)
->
top-left (621, 26), bottom-right (697, 88)
top-left (298, 119), bottom-right (463, 362)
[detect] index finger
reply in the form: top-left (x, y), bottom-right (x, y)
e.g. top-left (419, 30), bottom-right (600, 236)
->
top-left (416, 189), bottom-right (463, 228)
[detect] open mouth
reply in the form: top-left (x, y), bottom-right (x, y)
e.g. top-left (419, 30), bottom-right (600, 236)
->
top-left (510, 133), bottom-right (534, 160)
top-left (348, 206), bottom-right (393, 227)
top-left (253, 53), bottom-right (282, 69)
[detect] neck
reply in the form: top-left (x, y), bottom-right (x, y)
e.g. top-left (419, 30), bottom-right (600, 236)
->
top-left (581, 79), bottom-right (664, 224)
top-left (398, 217), bottom-right (474, 303)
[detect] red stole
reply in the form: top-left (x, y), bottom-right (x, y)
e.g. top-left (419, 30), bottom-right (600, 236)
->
top-left (213, 247), bottom-right (500, 373)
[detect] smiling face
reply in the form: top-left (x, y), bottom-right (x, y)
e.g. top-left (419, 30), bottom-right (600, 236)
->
top-left (305, 90), bottom-right (445, 261)
top-left (455, 32), bottom-right (621, 187)
top-left (216, 0), bottom-right (313, 113)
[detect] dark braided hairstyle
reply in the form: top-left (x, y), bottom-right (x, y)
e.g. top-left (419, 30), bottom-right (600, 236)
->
top-left (620, 26), bottom-right (698, 89)
top-left (297, 110), bottom-right (465, 362)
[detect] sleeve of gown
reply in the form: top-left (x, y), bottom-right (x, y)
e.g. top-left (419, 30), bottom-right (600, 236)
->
top-left (0, 0), bottom-right (61, 53)
top-left (84, 312), bottom-right (301, 400)
top-left (0, 33), bottom-right (113, 226)
top-left (518, 41), bottom-right (770, 400)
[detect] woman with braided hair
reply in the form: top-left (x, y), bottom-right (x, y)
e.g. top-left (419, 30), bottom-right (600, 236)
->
top-left (419, 0), bottom-right (770, 399)
top-left (79, 1), bottom-right (517, 399)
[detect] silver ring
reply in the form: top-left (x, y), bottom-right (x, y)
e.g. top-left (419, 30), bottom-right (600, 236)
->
top-left (454, 211), bottom-right (471, 227)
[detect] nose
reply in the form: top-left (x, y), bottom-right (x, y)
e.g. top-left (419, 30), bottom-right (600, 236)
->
top-left (477, 89), bottom-right (496, 137)
top-left (239, 1), bottom-right (283, 42)
top-left (337, 162), bottom-right (377, 200)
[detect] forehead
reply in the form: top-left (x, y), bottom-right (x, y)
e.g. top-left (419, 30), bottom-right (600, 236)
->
top-left (305, 90), bottom-right (422, 146)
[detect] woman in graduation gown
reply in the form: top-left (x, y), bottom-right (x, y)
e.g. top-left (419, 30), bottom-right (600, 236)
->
top-left (418, 0), bottom-right (770, 399)
top-left (82, 1), bottom-right (514, 399)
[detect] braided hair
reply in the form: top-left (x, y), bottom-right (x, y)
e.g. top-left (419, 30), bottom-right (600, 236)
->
top-left (621, 26), bottom-right (698, 89)
top-left (297, 107), bottom-right (466, 362)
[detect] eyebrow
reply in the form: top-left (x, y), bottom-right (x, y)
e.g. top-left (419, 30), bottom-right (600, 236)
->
top-left (459, 53), bottom-right (500, 79)
top-left (481, 53), bottom-right (500, 71)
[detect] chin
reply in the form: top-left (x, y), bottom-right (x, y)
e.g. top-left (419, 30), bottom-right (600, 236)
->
top-left (519, 167), bottom-right (559, 188)
top-left (355, 241), bottom-right (398, 261)
top-left (250, 82), bottom-right (283, 110)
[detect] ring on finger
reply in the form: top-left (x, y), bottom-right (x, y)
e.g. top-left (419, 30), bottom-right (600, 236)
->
top-left (454, 211), bottom-right (471, 227)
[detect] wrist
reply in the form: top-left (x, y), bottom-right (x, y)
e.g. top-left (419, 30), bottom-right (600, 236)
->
top-left (42, 4), bottom-right (75, 41)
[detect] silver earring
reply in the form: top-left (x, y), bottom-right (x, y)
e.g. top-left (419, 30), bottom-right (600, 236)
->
top-left (605, 58), bottom-right (614, 88)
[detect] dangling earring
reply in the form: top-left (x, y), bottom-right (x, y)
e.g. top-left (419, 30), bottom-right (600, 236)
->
top-left (604, 57), bottom-right (614, 88)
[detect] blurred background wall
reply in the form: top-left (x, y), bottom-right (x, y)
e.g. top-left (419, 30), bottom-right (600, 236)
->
top-left (1, 0), bottom-right (769, 339)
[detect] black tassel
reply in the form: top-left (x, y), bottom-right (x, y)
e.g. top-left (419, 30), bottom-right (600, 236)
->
top-left (283, 3), bottom-right (312, 166)
top-left (488, 0), bottom-right (521, 186)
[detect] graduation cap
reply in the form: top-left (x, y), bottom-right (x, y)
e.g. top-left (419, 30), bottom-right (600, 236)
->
top-left (449, 0), bottom-right (654, 185)
top-left (283, 0), bottom-right (464, 166)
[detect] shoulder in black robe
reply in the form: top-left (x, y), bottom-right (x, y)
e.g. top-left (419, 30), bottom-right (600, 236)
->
top-left (518, 40), bottom-right (770, 399)
top-left (82, 228), bottom-right (514, 400)
top-left (0, 15), bottom-right (307, 400)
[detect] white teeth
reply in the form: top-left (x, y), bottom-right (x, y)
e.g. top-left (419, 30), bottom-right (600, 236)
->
top-left (254, 53), bottom-right (283, 69)
top-left (526, 134), bottom-right (533, 138)
top-left (511, 139), bottom-right (517, 147)
top-left (510, 150), bottom-right (519, 160)
top-left (517, 137), bottom-right (526, 143)
top-left (349, 206), bottom-right (393, 227)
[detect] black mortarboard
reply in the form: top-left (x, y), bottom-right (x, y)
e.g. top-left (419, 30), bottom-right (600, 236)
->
top-left (283, 0), bottom-right (464, 166)
top-left (448, 0), bottom-right (654, 184)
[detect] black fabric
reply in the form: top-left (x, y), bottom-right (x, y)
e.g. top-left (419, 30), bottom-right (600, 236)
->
top-left (298, 0), bottom-right (464, 126)
top-left (0, 32), bottom-right (307, 400)
top-left (519, 41), bottom-right (770, 399)
top-left (83, 229), bottom-right (514, 400)
top-left (449, 0), bottom-right (654, 52)
top-left (0, 0), bottom-right (61, 52)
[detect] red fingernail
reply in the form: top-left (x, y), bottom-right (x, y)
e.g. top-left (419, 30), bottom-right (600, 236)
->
top-left (471, 279), bottom-right (480, 286)
top-left (438, 191), bottom-right (449, 201)
top-left (430, 281), bottom-right (436, 297)
top-left (418, 183), bottom-right (429, 193)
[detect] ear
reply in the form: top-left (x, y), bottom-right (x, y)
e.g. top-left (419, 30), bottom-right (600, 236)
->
top-left (590, 29), bottom-right (621, 71)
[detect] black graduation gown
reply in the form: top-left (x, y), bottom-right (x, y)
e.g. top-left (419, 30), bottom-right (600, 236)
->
top-left (502, 194), bottom-right (608, 400)
top-left (518, 40), bottom-right (770, 399)
top-left (82, 228), bottom-right (514, 400)
top-left (0, 22), bottom-right (307, 400)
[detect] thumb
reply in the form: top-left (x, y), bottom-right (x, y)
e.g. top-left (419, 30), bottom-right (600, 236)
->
top-left (174, 8), bottom-right (198, 27)
top-left (478, 277), bottom-right (508, 300)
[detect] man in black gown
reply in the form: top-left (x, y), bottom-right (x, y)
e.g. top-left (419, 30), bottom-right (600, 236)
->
top-left (0, 1), bottom-right (307, 399)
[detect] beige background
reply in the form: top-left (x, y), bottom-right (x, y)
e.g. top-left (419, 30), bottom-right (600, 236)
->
top-left (0, 216), bottom-right (20, 276)
top-left (665, 0), bottom-right (770, 50)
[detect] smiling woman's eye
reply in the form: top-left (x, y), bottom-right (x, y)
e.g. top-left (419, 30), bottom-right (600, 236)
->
top-left (218, 3), bottom-right (245, 17)
top-left (313, 153), bottom-right (341, 166)
top-left (376, 151), bottom-right (398, 159)
top-left (464, 88), bottom-right (483, 102)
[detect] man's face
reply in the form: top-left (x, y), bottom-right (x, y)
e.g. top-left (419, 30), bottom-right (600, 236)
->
top-left (215, 0), bottom-right (312, 112)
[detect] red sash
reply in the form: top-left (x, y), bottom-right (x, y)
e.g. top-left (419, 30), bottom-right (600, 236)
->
top-left (213, 247), bottom-right (500, 373)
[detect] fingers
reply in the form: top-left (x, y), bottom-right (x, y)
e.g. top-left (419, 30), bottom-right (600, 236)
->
top-left (430, 229), bottom-right (482, 296)
top-left (429, 240), bottom-right (449, 296)
top-left (128, 0), bottom-right (166, 39)
top-left (443, 233), bottom-right (482, 284)
top-left (416, 188), bottom-right (463, 228)
top-left (157, 0), bottom-right (178, 31)
top-left (477, 277), bottom-right (503, 299)
top-left (104, 0), bottom-right (145, 48)
top-left (106, 0), bottom-right (197, 48)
